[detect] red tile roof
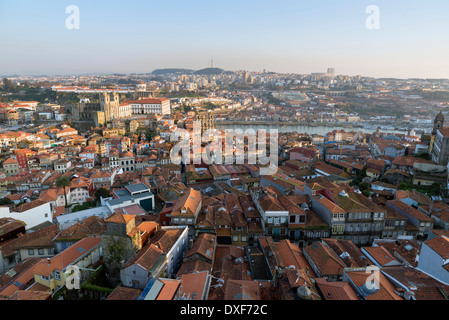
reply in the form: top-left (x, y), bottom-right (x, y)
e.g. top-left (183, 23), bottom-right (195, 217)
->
top-left (362, 246), bottom-right (400, 266)
top-left (315, 278), bottom-right (359, 300)
top-left (106, 286), bottom-right (141, 300)
top-left (304, 241), bottom-right (346, 277)
top-left (33, 237), bottom-right (101, 277)
top-left (424, 236), bottom-right (449, 259)
top-left (344, 269), bottom-right (403, 300)
top-left (177, 271), bottom-right (209, 300)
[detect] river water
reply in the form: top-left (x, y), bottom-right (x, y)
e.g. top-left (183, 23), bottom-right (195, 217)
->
top-left (215, 123), bottom-right (409, 136)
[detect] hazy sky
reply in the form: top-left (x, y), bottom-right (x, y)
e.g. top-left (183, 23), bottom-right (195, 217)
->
top-left (1, 0), bottom-right (449, 78)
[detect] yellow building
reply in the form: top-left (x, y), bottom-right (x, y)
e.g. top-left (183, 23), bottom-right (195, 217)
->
top-left (33, 237), bottom-right (102, 293)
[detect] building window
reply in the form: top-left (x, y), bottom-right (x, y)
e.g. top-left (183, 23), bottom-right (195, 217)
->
top-left (55, 271), bottom-right (61, 280)
top-left (38, 248), bottom-right (44, 255)
top-left (28, 249), bottom-right (35, 256)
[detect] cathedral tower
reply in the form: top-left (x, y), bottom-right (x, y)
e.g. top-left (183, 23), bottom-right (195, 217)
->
top-left (432, 111), bottom-right (444, 135)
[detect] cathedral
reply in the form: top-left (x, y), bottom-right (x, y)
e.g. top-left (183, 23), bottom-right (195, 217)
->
top-left (72, 91), bottom-right (120, 127)
top-left (432, 110), bottom-right (445, 135)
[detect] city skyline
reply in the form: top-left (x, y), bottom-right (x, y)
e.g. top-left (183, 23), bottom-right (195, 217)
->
top-left (1, 0), bottom-right (449, 78)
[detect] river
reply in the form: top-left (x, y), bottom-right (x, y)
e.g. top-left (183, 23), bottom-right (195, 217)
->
top-left (215, 123), bottom-right (409, 136)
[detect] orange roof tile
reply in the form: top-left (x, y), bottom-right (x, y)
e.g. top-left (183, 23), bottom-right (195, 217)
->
top-left (362, 246), bottom-right (400, 266)
top-left (314, 278), bottom-right (359, 300)
top-left (424, 236), bottom-right (449, 259)
top-left (156, 279), bottom-right (180, 300)
top-left (33, 237), bottom-right (101, 277)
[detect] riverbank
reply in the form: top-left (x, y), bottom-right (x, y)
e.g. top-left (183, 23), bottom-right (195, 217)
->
top-left (215, 121), bottom-right (410, 136)
top-left (215, 121), bottom-right (363, 128)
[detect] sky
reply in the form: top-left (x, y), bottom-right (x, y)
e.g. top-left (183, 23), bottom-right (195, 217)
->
top-left (1, 0), bottom-right (449, 78)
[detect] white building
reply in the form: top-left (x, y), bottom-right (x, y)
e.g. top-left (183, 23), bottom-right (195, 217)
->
top-left (0, 200), bottom-right (52, 230)
top-left (124, 98), bottom-right (171, 116)
top-left (417, 236), bottom-right (449, 285)
top-left (119, 102), bottom-right (132, 118)
top-left (54, 159), bottom-right (72, 174)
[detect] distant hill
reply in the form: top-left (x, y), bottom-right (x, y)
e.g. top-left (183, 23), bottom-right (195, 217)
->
top-left (195, 68), bottom-right (224, 75)
top-left (152, 67), bottom-right (225, 76)
top-left (152, 68), bottom-right (195, 75)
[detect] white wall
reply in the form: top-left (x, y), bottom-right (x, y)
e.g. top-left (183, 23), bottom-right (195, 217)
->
top-left (417, 242), bottom-right (449, 285)
top-left (0, 202), bottom-right (52, 230)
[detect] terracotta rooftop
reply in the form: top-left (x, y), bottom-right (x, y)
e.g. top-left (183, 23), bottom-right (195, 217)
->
top-left (11, 199), bottom-right (48, 213)
top-left (322, 238), bottom-right (370, 268)
top-left (185, 233), bottom-right (216, 261)
top-left (344, 269), bottom-right (403, 300)
top-left (33, 237), bottom-right (101, 277)
top-left (123, 244), bottom-right (164, 271)
top-left (105, 212), bottom-right (135, 225)
top-left (156, 279), bottom-right (180, 300)
top-left (106, 286), bottom-right (141, 300)
top-left (304, 241), bottom-right (346, 277)
top-left (0, 224), bottom-right (58, 257)
top-left (362, 246), bottom-right (400, 267)
top-left (176, 259), bottom-right (212, 277)
top-left (381, 266), bottom-right (449, 300)
top-left (315, 278), bottom-right (359, 300)
top-left (171, 188), bottom-right (202, 218)
top-left (388, 200), bottom-right (434, 222)
top-left (0, 257), bottom-right (41, 296)
top-left (224, 279), bottom-right (261, 300)
top-left (424, 235), bottom-right (449, 259)
top-left (177, 271), bottom-right (209, 300)
top-left (7, 289), bottom-right (51, 300)
top-left (0, 217), bottom-right (26, 237)
top-left (209, 245), bottom-right (252, 300)
top-left (275, 239), bottom-right (317, 278)
top-left (374, 239), bottom-right (420, 267)
top-left (53, 216), bottom-right (106, 242)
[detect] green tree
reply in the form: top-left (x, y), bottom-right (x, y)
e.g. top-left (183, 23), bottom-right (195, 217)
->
top-left (2, 78), bottom-right (17, 92)
top-left (56, 176), bottom-right (71, 208)
top-left (0, 197), bottom-right (13, 206)
top-left (95, 187), bottom-right (111, 202)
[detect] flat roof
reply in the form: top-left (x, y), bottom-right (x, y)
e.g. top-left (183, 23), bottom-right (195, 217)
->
top-left (125, 183), bottom-right (151, 195)
top-left (56, 206), bottom-right (112, 227)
